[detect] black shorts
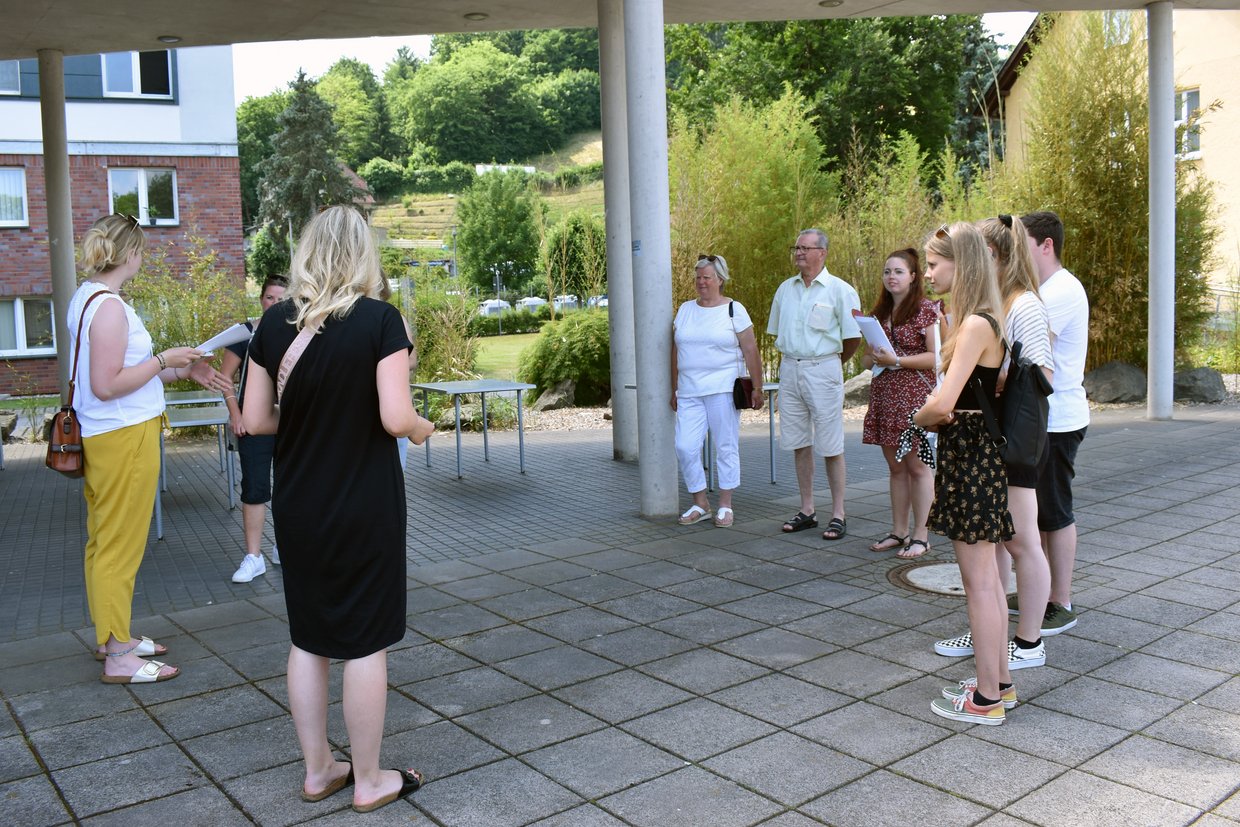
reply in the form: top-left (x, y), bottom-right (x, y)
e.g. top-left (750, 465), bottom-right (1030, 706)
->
top-left (1006, 432), bottom-right (1051, 489)
top-left (1035, 428), bottom-right (1086, 531)
top-left (236, 433), bottom-right (276, 505)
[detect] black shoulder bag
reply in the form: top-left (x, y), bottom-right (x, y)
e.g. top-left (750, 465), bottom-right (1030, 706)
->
top-left (729, 301), bottom-right (758, 410)
top-left (972, 337), bottom-right (1053, 475)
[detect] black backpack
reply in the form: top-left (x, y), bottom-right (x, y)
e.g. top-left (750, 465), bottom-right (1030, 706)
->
top-left (972, 338), bottom-right (1053, 475)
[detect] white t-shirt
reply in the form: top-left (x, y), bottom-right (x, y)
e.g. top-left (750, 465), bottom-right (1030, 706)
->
top-left (67, 281), bottom-right (165, 437)
top-left (674, 299), bottom-right (752, 398)
top-left (1041, 268), bottom-right (1090, 432)
top-left (1006, 291), bottom-right (1053, 371)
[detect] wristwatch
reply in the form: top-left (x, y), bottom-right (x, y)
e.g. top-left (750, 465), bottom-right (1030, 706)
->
top-left (894, 356), bottom-right (902, 369)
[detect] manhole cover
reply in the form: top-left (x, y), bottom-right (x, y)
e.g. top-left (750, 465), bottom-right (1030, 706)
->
top-left (888, 561), bottom-right (966, 596)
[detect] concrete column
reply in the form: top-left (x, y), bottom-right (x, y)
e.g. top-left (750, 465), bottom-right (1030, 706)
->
top-left (623, 0), bottom-right (677, 516)
top-left (1146, 1), bottom-right (1175, 420)
top-left (598, 0), bottom-right (638, 461)
top-left (38, 49), bottom-right (77, 401)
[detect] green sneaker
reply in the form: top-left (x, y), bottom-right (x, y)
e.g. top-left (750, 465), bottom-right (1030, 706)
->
top-left (1006, 593), bottom-right (1020, 615)
top-left (1041, 602), bottom-right (1077, 636)
top-left (941, 677), bottom-right (1018, 709)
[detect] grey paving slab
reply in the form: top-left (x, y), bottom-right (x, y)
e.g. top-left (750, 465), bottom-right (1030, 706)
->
top-left (704, 731), bottom-right (871, 806)
top-left (27, 707), bottom-right (170, 771)
top-left (522, 727), bottom-right (684, 798)
top-left (551, 670), bottom-right (693, 725)
top-left (578, 625), bottom-right (696, 666)
top-left (528, 805), bottom-right (631, 827)
top-left (1088, 651), bottom-right (1232, 700)
top-left (386, 642), bottom-right (478, 686)
top-left (1006, 769), bottom-right (1200, 827)
top-left (0, 734), bottom-right (42, 784)
top-left (8, 677), bottom-right (140, 732)
top-left (443, 624), bottom-right (561, 662)
top-left (381, 719), bottom-right (505, 780)
top-left (0, 773), bottom-right (73, 825)
top-left (969, 704), bottom-right (1134, 766)
top-left (637, 648), bottom-right (770, 694)
top-left (147, 684), bottom-right (285, 740)
top-left (494, 645), bottom-right (623, 690)
top-left (1198, 676), bottom-right (1240, 713)
top-left (892, 735), bottom-right (1064, 809)
top-left (715, 627), bottom-right (837, 669)
top-left (787, 649), bottom-right (922, 698)
top-left (1141, 629), bottom-right (1240, 673)
top-left (477, 586), bottom-right (584, 621)
top-left (649, 607), bottom-right (766, 644)
top-left (598, 766), bottom-right (782, 827)
top-left (179, 714), bottom-right (303, 780)
top-left (709, 673), bottom-right (853, 727)
top-left (594, 590), bottom-right (703, 624)
top-left (619, 698), bottom-right (776, 761)
top-left (792, 702), bottom-right (951, 765)
top-left (525, 606), bottom-right (636, 642)
top-left (455, 693), bottom-right (606, 754)
top-left (717, 592), bottom-right (827, 625)
top-left (1143, 704), bottom-right (1240, 762)
top-left (79, 786), bottom-right (253, 826)
top-left (1081, 734), bottom-right (1240, 809)
top-left (52, 743), bottom-right (208, 819)
top-left (415, 758), bottom-right (583, 827)
top-left (801, 769), bottom-right (991, 827)
top-left (327, 688), bottom-right (442, 742)
top-left (406, 665), bottom-right (539, 717)
top-left (782, 608), bottom-right (903, 647)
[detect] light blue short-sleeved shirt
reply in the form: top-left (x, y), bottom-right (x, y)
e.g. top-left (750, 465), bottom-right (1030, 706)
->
top-left (766, 268), bottom-right (861, 358)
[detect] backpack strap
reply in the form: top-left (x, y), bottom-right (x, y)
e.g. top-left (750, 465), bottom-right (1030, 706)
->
top-left (971, 377), bottom-right (1006, 449)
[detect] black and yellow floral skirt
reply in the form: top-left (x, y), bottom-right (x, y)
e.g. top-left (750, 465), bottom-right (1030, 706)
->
top-left (927, 411), bottom-right (1015, 544)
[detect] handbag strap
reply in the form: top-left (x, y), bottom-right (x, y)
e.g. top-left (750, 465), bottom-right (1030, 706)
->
top-left (68, 289), bottom-right (116, 410)
top-left (728, 301), bottom-right (745, 376)
top-left (276, 324), bottom-right (318, 404)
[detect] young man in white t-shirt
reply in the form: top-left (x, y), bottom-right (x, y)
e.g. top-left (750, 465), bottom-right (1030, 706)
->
top-left (1023, 211), bottom-right (1089, 634)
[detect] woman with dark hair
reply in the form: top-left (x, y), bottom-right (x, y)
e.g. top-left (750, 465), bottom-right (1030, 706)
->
top-left (244, 206), bottom-right (434, 812)
top-left (70, 213), bottom-right (230, 683)
top-left (860, 248), bottom-right (939, 557)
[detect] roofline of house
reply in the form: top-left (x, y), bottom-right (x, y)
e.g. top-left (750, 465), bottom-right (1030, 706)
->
top-left (982, 14), bottom-right (1050, 119)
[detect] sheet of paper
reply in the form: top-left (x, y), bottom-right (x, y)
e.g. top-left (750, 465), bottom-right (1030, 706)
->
top-left (855, 315), bottom-right (895, 376)
top-left (197, 323), bottom-right (252, 352)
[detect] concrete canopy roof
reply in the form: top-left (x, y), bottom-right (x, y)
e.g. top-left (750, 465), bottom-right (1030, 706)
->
top-left (5, 0), bottom-right (1240, 62)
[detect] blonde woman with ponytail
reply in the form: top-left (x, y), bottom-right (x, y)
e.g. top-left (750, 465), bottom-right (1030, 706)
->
top-left (69, 213), bottom-right (230, 684)
top-left (243, 206), bottom-right (434, 812)
top-left (912, 222), bottom-right (1014, 726)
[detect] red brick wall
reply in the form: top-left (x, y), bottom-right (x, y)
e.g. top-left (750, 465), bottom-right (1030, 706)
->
top-left (0, 153), bottom-right (243, 395)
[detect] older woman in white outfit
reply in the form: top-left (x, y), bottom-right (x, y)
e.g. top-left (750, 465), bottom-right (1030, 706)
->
top-left (670, 254), bottom-right (765, 527)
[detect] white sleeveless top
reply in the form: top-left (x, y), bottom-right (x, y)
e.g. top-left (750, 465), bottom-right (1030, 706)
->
top-left (67, 281), bottom-right (165, 437)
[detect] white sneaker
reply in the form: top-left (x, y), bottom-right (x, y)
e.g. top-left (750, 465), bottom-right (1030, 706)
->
top-left (269, 545), bottom-right (280, 566)
top-left (1008, 639), bottom-right (1046, 670)
top-left (232, 554), bottom-right (267, 583)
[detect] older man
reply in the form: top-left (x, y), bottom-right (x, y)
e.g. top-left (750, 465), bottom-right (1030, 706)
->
top-left (768, 229), bottom-right (861, 539)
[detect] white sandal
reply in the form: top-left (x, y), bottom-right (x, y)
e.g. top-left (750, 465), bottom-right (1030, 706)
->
top-left (713, 507), bottom-right (734, 527)
top-left (100, 660), bottom-right (179, 684)
top-left (678, 504), bottom-right (713, 525)
top-left (94, 635), bottom-right (165, 662)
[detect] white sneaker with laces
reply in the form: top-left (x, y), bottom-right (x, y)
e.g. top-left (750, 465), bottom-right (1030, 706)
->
top-left (232, 553), bottom-right (267, 583)
top-left (269, 545), bottom-right (281, 566)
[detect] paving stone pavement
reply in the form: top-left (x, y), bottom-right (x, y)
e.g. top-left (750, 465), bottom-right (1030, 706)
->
top-left (2, 404), bottom-right (1240, 825)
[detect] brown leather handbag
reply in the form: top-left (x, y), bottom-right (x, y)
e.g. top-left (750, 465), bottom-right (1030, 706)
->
top-left (46, 289), bottom-right (113, 478)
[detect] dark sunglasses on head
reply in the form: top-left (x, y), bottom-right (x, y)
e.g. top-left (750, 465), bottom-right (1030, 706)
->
top-left (696, 253), bottom-right (720, 264)
top-left (113, 213), bottom-right (140, 228)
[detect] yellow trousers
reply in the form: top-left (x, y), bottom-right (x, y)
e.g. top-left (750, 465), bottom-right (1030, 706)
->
top-left (82, 415), bottom-right (161, 647)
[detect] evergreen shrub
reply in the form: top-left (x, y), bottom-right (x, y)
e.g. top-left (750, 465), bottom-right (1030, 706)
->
top-left (517, 309), bottom-right (611, 405)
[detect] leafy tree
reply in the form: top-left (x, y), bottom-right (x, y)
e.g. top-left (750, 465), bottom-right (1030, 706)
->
top-left (357, 157), bottom-right (404, 197)
top-left (540, 210), bottom-right (607, 301)
top-left (393, 42), bottom-right (549, 163)
top-left (383, 46), bottom-right (421, 86)
top-left (949, 21), bottom-right (1004, 182)
top-left (665, 18), bottom-right (979, 165)
top-left (316, 57), bottom-right (387, 168)
top-left (431, 30), bottom-right (528, 62)
top-left (531, 69), bottom-right (601, 142)
top-left (456, 171), bottom-right (545, 295)
top-left (1014, 12), bottom-right (1216, 368)
top-left (256, 71), bottom-right (362, 237)
top-left (236, 90), bottom-right (290, 226)
top-left (246, 224), bottom-right (291, 281)
top-left (520, 28), bottom-right (600, 74)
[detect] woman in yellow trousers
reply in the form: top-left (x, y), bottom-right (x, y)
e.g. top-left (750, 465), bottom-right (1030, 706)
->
top-left (70, 214), bottom-right (230, 684)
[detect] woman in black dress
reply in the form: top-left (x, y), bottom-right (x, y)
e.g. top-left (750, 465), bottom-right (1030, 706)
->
top-left (244, 206), bottom-right (434, 812)
top-left (913, 222), bottom-right (1013, 726)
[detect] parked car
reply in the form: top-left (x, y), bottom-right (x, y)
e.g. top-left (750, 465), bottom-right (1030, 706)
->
top-left (553, 294), bottom-right (580, 312)
top-left (478, 299), bottom-right (512, 317)
top-left (587, 294), bottom-right (608, 308)
top-left (516, 296), bottom-right (548, 311)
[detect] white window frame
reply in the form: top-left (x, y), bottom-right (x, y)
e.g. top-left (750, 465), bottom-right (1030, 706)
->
top-left (0, 297), bottom-right (56, 357)
top-left (0, 167), bottom-right (29, 228)
top-left (100, 50), bottom-right (173, 100)
top-left (107, 168), bottom-right (180, 226)
top-left (1176, 88), bottom-right (1202, 160)
top-left (0, 59), bottom-right (19, 95)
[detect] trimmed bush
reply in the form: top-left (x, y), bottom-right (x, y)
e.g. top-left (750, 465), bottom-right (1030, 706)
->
top-left (404, 160), bottom-right (477, 194)
top-left (357, 157), bottom-right (405, 198)
top-left (468, 305), bottom-right (550, 337)
top-left (517, 309), bottom-right (610, 405)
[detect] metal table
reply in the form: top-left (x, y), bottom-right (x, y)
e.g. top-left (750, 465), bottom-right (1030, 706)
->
top-left (411, 380), bottom-right (536, 478)
top-left (155, 405), bottom-right (235, 539)
top-left (165, 390), bottom-right (229, 472)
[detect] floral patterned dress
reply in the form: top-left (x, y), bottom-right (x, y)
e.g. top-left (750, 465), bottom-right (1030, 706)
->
top-left (862, 299), bottom-right (939, 447)
top-left (927, 359), bottom-right (1016, 545)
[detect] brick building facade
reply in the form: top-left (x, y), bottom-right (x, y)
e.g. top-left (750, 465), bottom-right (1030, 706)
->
top-left (0, 46), bottom-right (240, 395)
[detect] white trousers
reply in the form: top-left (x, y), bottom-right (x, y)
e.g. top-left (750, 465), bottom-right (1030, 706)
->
top-left (675, 392), bottom-right (741, 493)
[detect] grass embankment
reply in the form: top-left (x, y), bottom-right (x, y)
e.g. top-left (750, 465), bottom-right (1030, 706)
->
top-left (474, 333), bottom-right (539, 380)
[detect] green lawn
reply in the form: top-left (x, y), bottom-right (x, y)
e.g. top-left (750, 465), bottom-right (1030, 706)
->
top-left (475, 333), bottom-right (539, 379)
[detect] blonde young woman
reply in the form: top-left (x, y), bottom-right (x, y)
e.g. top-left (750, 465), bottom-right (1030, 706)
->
top-left (243, 207), bottom-right (434, 813)
top-left (934, 216), bottom-right (1055, 670)
top-left (69, 214), bottom-right (231, 684)
top-left (912, 222), bottom-right (1015, 725)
